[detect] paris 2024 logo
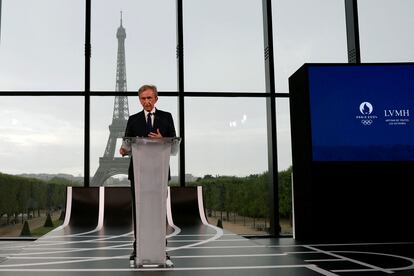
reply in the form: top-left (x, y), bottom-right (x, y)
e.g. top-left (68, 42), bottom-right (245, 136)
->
top-left (356, 102), bottom-right (377, 125)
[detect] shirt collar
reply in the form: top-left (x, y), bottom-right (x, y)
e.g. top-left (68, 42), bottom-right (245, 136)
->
top-left (144, 108), bottom-right (156, 117)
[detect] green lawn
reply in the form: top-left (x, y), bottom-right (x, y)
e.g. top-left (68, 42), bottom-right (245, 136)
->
top-left (31, 220), bottom-right (64, 236)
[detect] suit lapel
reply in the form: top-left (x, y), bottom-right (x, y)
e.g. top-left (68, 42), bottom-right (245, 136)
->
top-left (135, 111), bottom-right (147, 136)
top-left (138, 111), bottom-right (146, 128)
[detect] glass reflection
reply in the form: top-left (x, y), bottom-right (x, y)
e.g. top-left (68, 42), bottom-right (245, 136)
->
top-left (185, 97), bottom-right (270, 235)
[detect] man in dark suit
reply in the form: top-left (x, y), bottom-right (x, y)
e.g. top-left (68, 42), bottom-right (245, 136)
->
top-left (119, 84), bottom-right (176, 267)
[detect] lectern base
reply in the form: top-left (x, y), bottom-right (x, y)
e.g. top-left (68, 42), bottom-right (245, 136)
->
top-left (129, 260), bottom-right (135, 268)
top-left (165, 259), bottom-right (174, 268)
top-left (136, 261), bottom-right (174, 268)
top-left (139, 264), bottom-right (163, 268)
top-left (130, 257), bottom-right (174, 269)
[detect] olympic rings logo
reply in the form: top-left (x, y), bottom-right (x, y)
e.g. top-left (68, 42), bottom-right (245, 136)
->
top-left (361, 119), bottom-right (373, 125)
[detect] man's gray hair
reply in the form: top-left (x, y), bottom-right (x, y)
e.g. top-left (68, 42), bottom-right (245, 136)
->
top-left (138, 84), bottom-right (158, 97)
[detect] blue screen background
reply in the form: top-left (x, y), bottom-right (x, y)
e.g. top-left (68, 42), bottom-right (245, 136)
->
top-left (309, 64), bottom-right (414, 161)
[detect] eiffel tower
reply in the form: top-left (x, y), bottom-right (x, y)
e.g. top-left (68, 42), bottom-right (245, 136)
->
top-left (91, 13), bottom-right (130, 186)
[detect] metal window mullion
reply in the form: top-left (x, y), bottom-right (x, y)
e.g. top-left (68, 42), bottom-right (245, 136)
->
top-left (344, 0), bottom-right (361, 63)
top-left (262, 0), bottom-right (279, 236)
top-left (177, 0), bottom-right (185, 187)
top-left (84, 0), bottom-right (91, 187)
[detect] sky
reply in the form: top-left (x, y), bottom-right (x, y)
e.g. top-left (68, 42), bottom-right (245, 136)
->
top-left (0, 0), bottom-right (413, 179)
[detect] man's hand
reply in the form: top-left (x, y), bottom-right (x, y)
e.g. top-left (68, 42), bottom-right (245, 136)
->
top-left (120, 147), bottom-right (128, 157)
top-left (148, 128), bottom-right (163, 139)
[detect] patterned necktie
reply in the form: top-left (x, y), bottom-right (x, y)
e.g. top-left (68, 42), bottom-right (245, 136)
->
top-left (146, 113), bottom-right (153, 134)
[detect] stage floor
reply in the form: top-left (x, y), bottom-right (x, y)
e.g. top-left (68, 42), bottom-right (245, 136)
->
top-left (1, 186), bottom-right (413, 275)
top-left (1, 234), bottom-right (414, 276)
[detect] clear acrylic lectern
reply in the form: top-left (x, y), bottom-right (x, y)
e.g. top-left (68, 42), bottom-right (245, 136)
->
top-left (122, 137), bottom-right (181, 268)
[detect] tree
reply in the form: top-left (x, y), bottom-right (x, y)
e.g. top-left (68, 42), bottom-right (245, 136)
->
top-left (186, 169), bottom-right (293, 230)
top-left (278, 167), bottom-right (293, 219)
top-left (44, 213), bottom-right (54, 227)
top-left (20, 220), bottom-right (31, 236)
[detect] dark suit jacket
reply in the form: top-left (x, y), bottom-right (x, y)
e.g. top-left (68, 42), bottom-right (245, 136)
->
top-left (124, 109), bottom-right (176, 180)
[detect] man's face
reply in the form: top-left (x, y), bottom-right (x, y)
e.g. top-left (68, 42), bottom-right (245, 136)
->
top-left (139, 89), bottom-right (158, 112)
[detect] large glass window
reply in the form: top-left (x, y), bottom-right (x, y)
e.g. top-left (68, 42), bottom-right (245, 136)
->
top-left (358, 0), bottom-right (414, 62)
top-left (276, 98), bottom-right (292, 235)
top-left (276, 98), bottom-right (292, 172)
top-left (185, 98), bottom-right (270, 235)
top-left (184, 0), bottom-right (265, 92)
top-left (273, 0), bottom-right (348, 93)
top-left (0, 97), bottom-right (84, 175)
top-left (185, 98), bottom-right (267, 176)
top-left (0, 97), bottom-right (84, 237)
top-left (91, 1), bottom-right (177, 91)
top-left (0, 0), bottom-right (84, 91)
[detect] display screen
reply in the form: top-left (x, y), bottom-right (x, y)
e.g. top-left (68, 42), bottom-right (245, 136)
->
top-left (309, 64), bottom-right (414, 161)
